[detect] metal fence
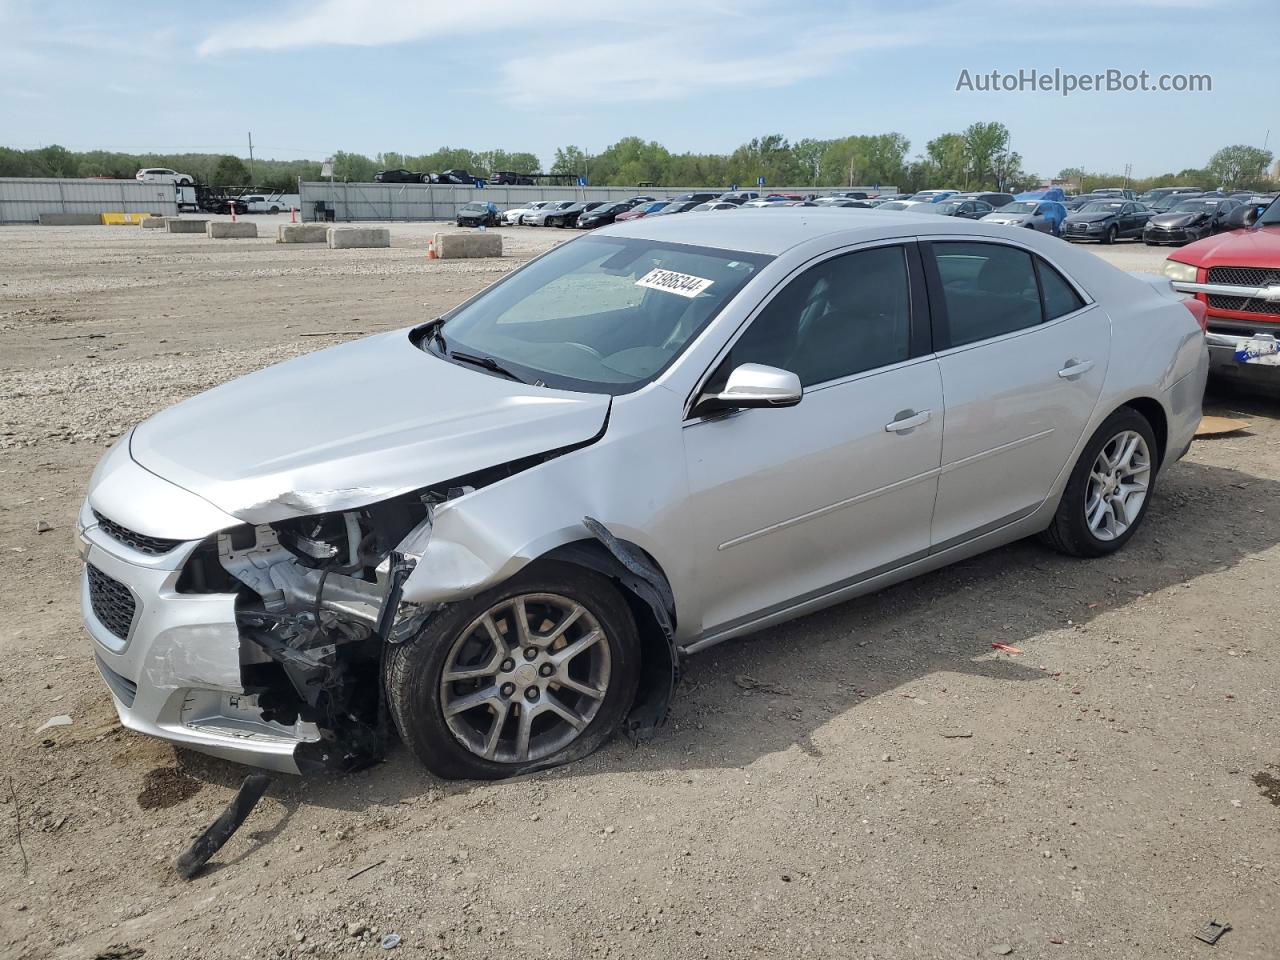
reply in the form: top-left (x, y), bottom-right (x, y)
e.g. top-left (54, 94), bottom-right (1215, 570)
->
top-left (298, 181), bottom-right (898, 222)
top-left (0, 178), bottom-right (179, 223)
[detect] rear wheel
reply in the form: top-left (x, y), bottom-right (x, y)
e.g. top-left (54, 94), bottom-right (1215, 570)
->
top-left (386, 562), bottom-right (640, 780)
top-left (1040, 408), bottom-right (1158, 558)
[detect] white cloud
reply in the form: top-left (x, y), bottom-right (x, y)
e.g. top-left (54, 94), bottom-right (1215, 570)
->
top-left (197, 0), bottom-right (918, 104)
top-left (197, 0), bottom-right (690, 55)
top-left (499, 28), bottom-right (919, 104)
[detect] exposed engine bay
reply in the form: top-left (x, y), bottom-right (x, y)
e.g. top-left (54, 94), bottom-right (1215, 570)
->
top-left (172, 459), bottom-right (679, 773)
top-left (181, 487), bottom-right (442, 772)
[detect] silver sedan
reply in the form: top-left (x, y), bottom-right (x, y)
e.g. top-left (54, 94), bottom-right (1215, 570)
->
top-left (78, 210), bottom-right (1208, 779)
top-left (981, 200), bottom-right (1062, 233)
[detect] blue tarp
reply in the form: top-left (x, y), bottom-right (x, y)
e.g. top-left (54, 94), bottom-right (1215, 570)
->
top-left (1015, 187), bottom-right (1066, 202)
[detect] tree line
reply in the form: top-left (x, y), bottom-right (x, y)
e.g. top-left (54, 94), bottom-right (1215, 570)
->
top-left (1059, 144), bottom-right (1276, 195)
top-left (1, 131), bottom-right (1274, 193)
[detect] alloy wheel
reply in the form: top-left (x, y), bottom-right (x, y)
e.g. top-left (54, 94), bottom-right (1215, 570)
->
top-left (439, 593), bottom-right (611, 764)
top-left (1084, 430), bottom-right (1152, 541)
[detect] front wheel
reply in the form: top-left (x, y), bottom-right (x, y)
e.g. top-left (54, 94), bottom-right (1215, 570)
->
top-left (385, 561), bottom-right (640, 780)
top-left (1102, 224), bottom-right (1118, 244)
top-left (1040, 408), bottom-right (1158, 558)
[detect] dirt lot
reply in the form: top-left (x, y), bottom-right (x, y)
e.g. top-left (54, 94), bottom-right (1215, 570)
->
top-left (1, 218), bottom-right (1278, 960)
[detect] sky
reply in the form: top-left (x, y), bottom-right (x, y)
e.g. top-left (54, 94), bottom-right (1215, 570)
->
top-left (1, 0), bottom-right (1276, 179)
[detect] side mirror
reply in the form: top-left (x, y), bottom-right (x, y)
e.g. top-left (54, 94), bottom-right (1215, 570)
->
top-left (1224, 204), bottom-right (1261, 229)
top-left (695, 363), bottom-right (803, 417)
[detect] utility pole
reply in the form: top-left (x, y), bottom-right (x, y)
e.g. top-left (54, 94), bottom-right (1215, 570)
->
top-left (247, 131), bottom-right (256, 186)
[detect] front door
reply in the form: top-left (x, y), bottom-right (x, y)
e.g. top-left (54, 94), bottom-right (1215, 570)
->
top-left (682, 243), bottom-right (944, 637)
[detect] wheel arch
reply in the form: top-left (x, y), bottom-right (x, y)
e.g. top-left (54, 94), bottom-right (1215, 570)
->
top-left (1120, 396), bottom-right (1168, 466)
top-left (540, 520), bottom-right (679, 742)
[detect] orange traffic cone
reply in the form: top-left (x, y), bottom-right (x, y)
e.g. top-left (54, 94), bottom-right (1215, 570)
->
top-left (427, 241), bottom-right (437, 260)
top-left (230, 201), bottom-right (237, 223)
top-left (290, 207), bottom-right (297, 223)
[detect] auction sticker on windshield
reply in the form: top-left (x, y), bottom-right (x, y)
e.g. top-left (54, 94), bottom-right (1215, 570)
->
top-left (635, 268), bottom-right (715, 298)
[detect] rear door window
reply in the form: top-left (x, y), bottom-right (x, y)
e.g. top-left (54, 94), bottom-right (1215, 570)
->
top-left (930, 242), bottom-right (1042, 347)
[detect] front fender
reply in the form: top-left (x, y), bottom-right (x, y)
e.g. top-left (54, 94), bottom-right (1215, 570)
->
top-left (395, 385), bottom-right (691, 617)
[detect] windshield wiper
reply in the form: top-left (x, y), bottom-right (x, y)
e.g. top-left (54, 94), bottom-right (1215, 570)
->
top-left (418, 317), bottom-right (448, 356)
top-left (450, 350), bottom-right (525, 382)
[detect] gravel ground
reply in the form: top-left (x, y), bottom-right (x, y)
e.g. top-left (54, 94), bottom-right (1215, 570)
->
top-left (0, 219), bottom-right (1278, 960)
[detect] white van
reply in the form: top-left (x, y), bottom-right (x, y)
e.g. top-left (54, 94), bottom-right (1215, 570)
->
top-left (136, 168), bottom-right (194, 185)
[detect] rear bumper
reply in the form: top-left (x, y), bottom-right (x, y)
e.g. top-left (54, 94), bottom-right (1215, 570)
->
top-left (1164, 356), bottom-right (1209, 468)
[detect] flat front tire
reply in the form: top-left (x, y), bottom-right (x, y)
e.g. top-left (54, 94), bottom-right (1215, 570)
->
top-left (1040, 407), bottom-right (1158, 558)
top-left (385, 561), bottom-right (640, 780)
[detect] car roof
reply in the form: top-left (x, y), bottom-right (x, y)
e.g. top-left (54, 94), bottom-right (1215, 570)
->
top-left (596, 207), bottom-right (1055, 256)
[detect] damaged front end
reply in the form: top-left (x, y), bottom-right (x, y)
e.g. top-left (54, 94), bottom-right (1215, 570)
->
top-left (191, 490), bottom-right (441, 773)
top-left (84, 429), bottom-right (679, 777)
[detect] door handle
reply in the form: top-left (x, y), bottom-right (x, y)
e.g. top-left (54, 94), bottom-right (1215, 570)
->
top-left (884, 409), bottom-right (932, 433)
top-left (1058, 359), bottom-right (1095, 379)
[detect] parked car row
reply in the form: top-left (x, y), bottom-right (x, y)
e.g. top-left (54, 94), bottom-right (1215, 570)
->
top-left (376, 168), bottom-right (480, 185)
top-left (469, 185), bottom-right (1276, 251)
top-left (1061, 194), bottom-right (1252, 246)
top-left (495, 191), bottom-right (888, 228)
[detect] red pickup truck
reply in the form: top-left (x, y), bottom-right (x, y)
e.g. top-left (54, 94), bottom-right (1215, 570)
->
top-left (1164, 197), bottom-right (1280, 384)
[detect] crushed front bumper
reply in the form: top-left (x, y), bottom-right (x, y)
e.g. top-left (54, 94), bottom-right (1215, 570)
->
top-left (77, 499), bottom-right (316, 774)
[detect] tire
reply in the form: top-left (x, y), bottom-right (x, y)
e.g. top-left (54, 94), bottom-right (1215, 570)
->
top-left (386, 561), bottom-right (640, 780)
top-left (270, 206), bottom-right (280, 214)
top-left (1039, 407), bottom-right (1159, 558)
top-left (1102, 224), bottom-right (1118, 244)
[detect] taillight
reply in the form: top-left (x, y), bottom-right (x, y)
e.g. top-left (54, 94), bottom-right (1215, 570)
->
top-left (1183, 297), bottom-right (1209, 333)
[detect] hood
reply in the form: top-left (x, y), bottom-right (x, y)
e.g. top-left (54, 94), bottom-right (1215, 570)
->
top-left (1150, 212), bottom-right (1206, 228)
top-left (129, 331), bottom-right (611, 525)
top-left (1067, 212), bottom-right (1115, 223)
top-left (982, 212), bottom-right (1028, 223)
top-left (1167, 224), bottom-right (1280, 267)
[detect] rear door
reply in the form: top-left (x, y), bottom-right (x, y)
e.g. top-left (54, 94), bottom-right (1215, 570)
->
top-left (923, 239), bottom-right (1110, 549)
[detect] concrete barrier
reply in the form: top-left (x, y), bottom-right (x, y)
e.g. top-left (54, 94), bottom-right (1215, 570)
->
top-left (207, 221), bottom-right (258, 239)
top-left (165, 218), bottom-right (209, 234)
top-left (102, 212), bottom-right (153, 225)
top-left (141, 216), bottom-right (167, 229)
top-left (277, 223), bottom-right (329, 243)
top-left (434, 231), bottom-right (503, 259)
top-left (38, 213), bottom-right (102, 226)
top-left (327, 227), bottom-right (390, 249)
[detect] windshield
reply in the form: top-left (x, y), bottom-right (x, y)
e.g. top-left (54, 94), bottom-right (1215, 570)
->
top-left (1080, 201), bottom-right (1125, 213)
top-left (879, 201), bottom-right (912, 210)
top-left (1154, 194), bottom-right (1196, 210)
top-left (1258, 198), bottom-right (1280, 225)
top-left (933, 202), bottom-right (962, 214)
top-left (427, 236), bottom-right (771, 394)
top-left (641, 202), bottom-right (668, 213)
top-left (998, 202), bottom-right (1037, 214)
top-left (1170, 199), bottom-right (1221, 213)
top-left (460, 203), bottom-right (487, 213)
